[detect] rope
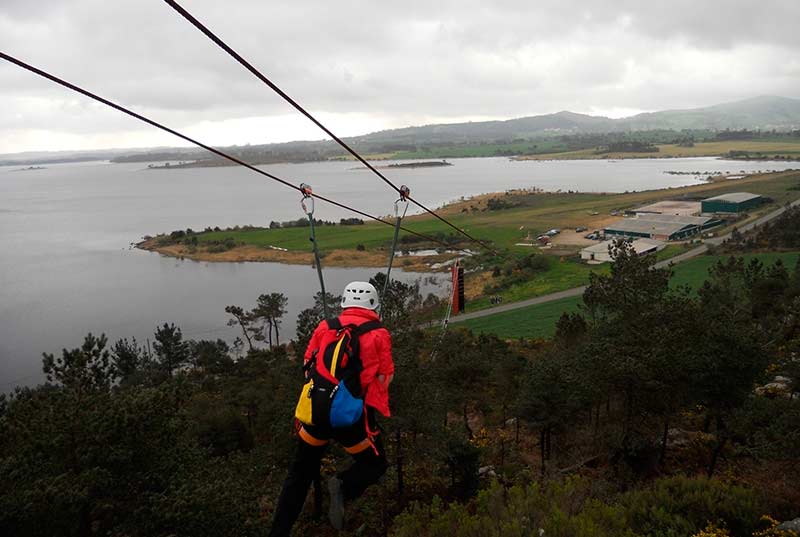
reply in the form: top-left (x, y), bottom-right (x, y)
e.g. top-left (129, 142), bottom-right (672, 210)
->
top-left (162, 0), bottom-right (498, 255)
top-left (429, 277), bottom-right (454, 362)
top-left (300, 184), bottom-right (330, 319)
top-left (380, 188), bottom-right (410, 311)
top-left (0, 51), bottom-right (471, 254)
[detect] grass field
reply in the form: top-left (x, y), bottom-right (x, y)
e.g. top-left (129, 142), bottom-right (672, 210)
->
top-left (176, 170), bottom-right (800, 255)
top-left (460, 251), bottom-right (800, 339)
top-left (390, 139), bottom-right (570, 159)
top-left (143, 170), bottom-right (800, 310)
top-left (516, 140), bottom-right (800, 160)
top-left (465, 258), bottom-right (606, 312)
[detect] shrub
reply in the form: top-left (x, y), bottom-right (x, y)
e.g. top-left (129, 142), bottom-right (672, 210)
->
top-left (392, 478), bottom-right (634, 537)
top-left (620, 476), bottom-right (762, 537)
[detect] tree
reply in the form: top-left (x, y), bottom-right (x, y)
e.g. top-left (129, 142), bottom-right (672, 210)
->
top-left (370, 272), bottom-right (422, 331)
top-left (294, 291), bottom-right (340, 352)
top-left (225, 305), bottom-right (255, 352)
top-left (153, 323), bottom-right (190, 376)
top-left (518, 349), bottom-right (587, 476)
top-left (42, 332), bottom-right (114, 394)
top-left (582, 239), bottom-right (671, 323)
top-left (111, 337), bottom-right (150, 386)
top-left (252, 293), bottom-right (288, 348)
top-left (189, 339), bottom-right (233, 375)
top-left (696, 258), bottom-right (771, 477)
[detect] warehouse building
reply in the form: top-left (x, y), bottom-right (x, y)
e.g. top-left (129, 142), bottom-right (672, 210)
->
top-left (604, 214), bottom-right (720, 241)
top-left (633, 200), bottom-right (701, 217)
top-left (581, 238), bottom-right (664, 263)
top-left (701, 192), bottom-right (762, 214)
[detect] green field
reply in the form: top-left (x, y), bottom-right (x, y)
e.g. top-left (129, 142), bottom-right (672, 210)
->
top-left (186, 170), bottom-right (800, 255)
top-left (518, 140), bottom-right (800, 161)
top-left (460, 251), bottom-right (800, 339)
top-left (391, 139), bottom-right (571, 159)
top-left (154, 170), bottom-right (800, 318)
top-left (465, 258), bottom-right (605, 312)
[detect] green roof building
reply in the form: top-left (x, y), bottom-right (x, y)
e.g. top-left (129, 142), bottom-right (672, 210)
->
top-left (701, 192), bottom-right (762, 214)
top-left (604, 214), bottom-right (721, 241)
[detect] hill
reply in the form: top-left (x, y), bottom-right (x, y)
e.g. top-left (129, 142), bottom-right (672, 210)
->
top-left (4, 96), bottom-right (799, 166)
top-left (349, 95), bottom-right (800, 149)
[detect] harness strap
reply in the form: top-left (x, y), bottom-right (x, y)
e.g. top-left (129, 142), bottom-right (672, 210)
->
top-left (343, 437), bottom-right (372, 454)
top-left (363, 403), bottom-right (381, 456)
top-left (299, 427), bottom-right (328, 447)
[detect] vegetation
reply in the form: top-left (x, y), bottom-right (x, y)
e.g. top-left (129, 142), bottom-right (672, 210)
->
top-left (144, 170), bottom-right (800, 258)
top-left (3, 241), bottom-right (799, 535)
top-left (462, 250), bottom-right (800, 339)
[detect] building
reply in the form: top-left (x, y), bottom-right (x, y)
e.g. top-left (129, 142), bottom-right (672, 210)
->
top-left (633, 200), bottom-right (702, 217)
top-left (581, 238), bottom-right (664, 263)
top-left (701, 192), bottom-right (762, 214)
top-left (604, 214), bottom-right (719, 241)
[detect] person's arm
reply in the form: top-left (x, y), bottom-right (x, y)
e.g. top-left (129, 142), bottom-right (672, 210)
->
top-left (303, 321), bottom-right (326, 375)
top-left (376, 329), bottom-right (394, 387)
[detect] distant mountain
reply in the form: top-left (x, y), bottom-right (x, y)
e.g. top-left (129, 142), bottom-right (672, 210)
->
top-left (350, 96), bottom-right (800, 147)
top-left (621, 96), bottom-right (800, 131)
top-left (3, 96), bottom-right (798, 166)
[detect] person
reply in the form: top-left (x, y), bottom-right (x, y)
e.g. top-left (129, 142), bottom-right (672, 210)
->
top-left (268, 281), bottom-right (394, 536)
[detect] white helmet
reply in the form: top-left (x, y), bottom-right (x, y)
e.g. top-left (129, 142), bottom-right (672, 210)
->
top-left (341, 281), bottom-right (379, 310)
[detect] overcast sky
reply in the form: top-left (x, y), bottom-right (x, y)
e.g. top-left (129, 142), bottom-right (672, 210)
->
top-left (1, 0), bottom-right (799, 154)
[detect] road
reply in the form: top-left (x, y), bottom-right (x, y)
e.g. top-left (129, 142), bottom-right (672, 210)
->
top-left (449, 199), bottom-right (800, 325)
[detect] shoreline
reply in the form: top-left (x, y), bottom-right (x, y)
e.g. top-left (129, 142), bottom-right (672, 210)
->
top-left (137, 169), bottom-right (800, 267)
top-left (136, 239), bottom-right (451, 272)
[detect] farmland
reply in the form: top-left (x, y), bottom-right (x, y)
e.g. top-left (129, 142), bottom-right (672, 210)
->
top-left (460, 250), bottom-right (800, 338)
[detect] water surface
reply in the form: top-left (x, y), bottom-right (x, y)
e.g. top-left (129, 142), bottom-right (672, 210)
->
top-left (1, 156), bottom-right (795, 387)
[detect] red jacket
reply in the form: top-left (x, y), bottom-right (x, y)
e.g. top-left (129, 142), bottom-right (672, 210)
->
top-left (304, 307), bottom-right (394, 417)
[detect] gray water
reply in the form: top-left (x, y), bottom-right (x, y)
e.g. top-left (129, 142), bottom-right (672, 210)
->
top-left (1, 156), bottom-right (796, 388)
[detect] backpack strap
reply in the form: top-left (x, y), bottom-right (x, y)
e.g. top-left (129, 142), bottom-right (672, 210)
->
top-left (326, 318), bottom-right (342, 331)
top-left (352, 320), bottom-right (383, 336)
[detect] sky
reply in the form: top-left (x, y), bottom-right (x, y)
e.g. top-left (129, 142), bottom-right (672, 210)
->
top-left (1, 0), bottom-right (799, 155)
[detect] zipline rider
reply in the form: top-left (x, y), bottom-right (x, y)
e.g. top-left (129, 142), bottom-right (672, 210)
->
top-left (269, 281), bottom-right (394, 536)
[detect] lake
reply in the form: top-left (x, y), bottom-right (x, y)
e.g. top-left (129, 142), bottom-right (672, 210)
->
top-left (1, 156), bottom-right (795, 388)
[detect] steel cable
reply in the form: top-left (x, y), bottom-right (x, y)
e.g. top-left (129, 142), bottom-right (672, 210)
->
top-left (162, 0), bottom-right (497, 254)
top-left (0, 51), bottom-right (472, 252)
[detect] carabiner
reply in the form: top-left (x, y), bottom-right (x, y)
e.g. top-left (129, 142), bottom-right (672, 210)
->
top-left (299, 183), bottom-right (315, 216)
top-left (398, 185), bottom-right (410, 202)
top-left (395, 185), bottom-right (411, 218)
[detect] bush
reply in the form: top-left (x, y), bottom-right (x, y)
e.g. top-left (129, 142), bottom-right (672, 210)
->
top-left (620, 476), bottom-right (762, 537)
top-left (393, 478), bottom-right (634, 537)
top-left (392, 476), bottom-right (764, 537)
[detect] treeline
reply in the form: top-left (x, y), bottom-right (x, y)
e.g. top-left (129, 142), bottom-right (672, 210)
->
top-left (726, 205), bottom-right (800, 251)
top-left (598, 140), bottom-right (660, 153)
top-left (715, 129), bottom-right (800, 141)
top-left (2, 251), bottom-right (799, 535)
top-left (268, 217), bottom-right (364, 229)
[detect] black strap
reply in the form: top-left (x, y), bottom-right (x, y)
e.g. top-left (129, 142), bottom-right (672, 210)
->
top-left (352, 320), bottom-right (383, 336)
top-left (325, 317), bottom-right (381, 336)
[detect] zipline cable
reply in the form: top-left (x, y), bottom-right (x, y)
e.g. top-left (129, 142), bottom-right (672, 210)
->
top-left (0, 51), bottom-right (469, 253)
top-left (162, 0), bottom-right (497, 255)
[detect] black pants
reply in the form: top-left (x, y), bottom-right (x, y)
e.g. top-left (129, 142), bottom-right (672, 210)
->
top-left (268, 411), bottom-right (387, 537)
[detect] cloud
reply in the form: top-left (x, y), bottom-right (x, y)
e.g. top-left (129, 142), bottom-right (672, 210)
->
top-left (1, 0), bottom-right (798, 153)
